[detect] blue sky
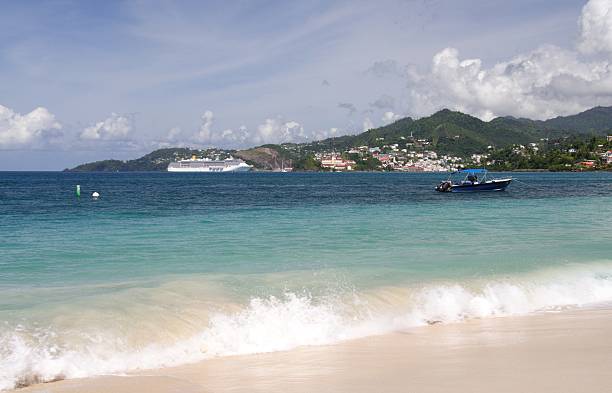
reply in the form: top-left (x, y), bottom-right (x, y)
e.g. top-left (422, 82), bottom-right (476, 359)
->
top-left (1, 0), bottom-right (611, 170)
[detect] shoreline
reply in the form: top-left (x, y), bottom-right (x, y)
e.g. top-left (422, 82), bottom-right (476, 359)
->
top-left (20, 306), bottom-right (612, 393)
top-left (49, 168), bottom-right (612, 173)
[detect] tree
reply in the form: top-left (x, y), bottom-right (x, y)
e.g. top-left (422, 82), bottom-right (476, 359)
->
top-left (293, 154), bottom-right (321, 171)
top-left (355, 156), bottom-right (381, 171)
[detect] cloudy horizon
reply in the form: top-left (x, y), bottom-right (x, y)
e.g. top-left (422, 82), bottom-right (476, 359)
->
top-left (1, 0), bottom-right (612, 170)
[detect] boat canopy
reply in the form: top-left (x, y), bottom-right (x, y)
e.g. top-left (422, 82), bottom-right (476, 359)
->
top-left (457, 168), bottom-right (487, 174)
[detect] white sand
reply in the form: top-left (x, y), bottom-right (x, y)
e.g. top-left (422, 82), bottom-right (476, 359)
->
top-left (21, 307), bottom-right (612, 393)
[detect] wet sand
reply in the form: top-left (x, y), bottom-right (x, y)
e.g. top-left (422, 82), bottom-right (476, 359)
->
top-left (22, 307), bottom-right (612, 393)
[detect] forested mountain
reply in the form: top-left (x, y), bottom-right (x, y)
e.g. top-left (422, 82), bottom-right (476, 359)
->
top-left (308, 107), bottom-right (612, 156)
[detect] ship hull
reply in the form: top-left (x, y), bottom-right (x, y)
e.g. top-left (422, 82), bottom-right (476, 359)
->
top-left (167, 160), bottom-right (252, 173)
top-left (167, 165), bottom-right (251, 173)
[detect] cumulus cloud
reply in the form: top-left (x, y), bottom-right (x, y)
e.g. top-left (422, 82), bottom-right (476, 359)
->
top-left (382, 111), bottom-right (400, 124)
top-left (218, 125), bottom-right (250, 144)
top-left (0, 104), bottom-right (61, 148)
top-left (150, 126), bottom-right (187, 148)
top-left (398, 0), bottom-right (612, 121)
top-left (191, 110), bottom-right (250, 146)
top-left (579, 0), bottom-right (612, 54)
top-left (363, 117), bottom-right (374, 131)
top-left (80, 113), bottom-right (133, 140)
top-left (190, 109), bottom-right (308, 147)
top-left (194, 110), bottom-right (214, 143)
top-left (255, 118), bottom-right (306, 144)
top-left (405, 45), bottom-right (612, 120)
top-left (311, 127), bottom-right (343, 141)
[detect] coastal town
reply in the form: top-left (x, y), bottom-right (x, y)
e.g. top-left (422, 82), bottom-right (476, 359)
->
top-left (66, 105), bottom-right (612, 173)
top-left (75, 133), bottom-right (611, 173)
top-left (313, 135), bottom-right (469, 172)
top-left (305, 134), bottom-right (612, 172)
top-left (315, 146), bottom-right (464, 172)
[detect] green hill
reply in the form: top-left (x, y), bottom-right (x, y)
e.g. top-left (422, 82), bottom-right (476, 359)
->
top-left (308, 106), bottom-right (612, 156)
top-left (67, 106), bottom-right (612, 171)
top-left (538, 106), bottom-right (612, 134)
top-left (310, 109), bottom-right (537, 156)
top-left (66, 146), bottom-right (294, 172)
top-left (67, 148), bottom-right (213, 172)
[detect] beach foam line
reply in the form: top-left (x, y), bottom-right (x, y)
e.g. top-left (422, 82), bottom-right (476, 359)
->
top-left (2, 262), bottom-right (612, 391)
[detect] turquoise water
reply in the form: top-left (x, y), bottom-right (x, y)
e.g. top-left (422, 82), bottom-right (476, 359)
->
top-left (1, 172), bottom-right (611, 389)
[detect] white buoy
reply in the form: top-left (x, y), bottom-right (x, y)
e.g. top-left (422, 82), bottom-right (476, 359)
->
top-left (92, 192), bottom-right (100, 200)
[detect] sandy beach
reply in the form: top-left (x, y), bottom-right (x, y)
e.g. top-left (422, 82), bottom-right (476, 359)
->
top-left (4, 0), bottom-right (612, 391)
top-left (20, 306), bottom-right (612, 393)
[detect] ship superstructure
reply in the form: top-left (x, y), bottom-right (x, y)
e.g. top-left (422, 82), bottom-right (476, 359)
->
top-left (167, 156), bottom-right (252, 172)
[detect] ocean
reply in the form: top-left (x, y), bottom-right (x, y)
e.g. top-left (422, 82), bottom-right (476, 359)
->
top-left (1, 171), bottom-right (611, 390)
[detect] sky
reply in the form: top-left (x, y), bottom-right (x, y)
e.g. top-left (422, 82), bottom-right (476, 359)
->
top-left (1, 0), bottom-right (612, 170)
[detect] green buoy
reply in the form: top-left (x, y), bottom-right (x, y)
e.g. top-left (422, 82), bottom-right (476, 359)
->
top-left (76, 184), bottom-right (81, 198)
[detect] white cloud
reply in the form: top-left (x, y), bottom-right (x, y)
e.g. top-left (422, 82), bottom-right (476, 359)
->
top-left (255, 118), bottom-right (306, 144)
top-left (579, 0), bottom-right (612, 54)
top-left (256, 119), bottom-right (278, 141)
top-left (363, 117), bottom-right (374, 131)
top-left (311, 127), bottom-right (341, 141)
top-left (382, 111), bottom-right (400, 124)
top-left (190, 110), bottom-right (250, 146)
top-left (189, 110), bottom-right (307, 147)
top-left (0, 104), bottom-right (61, 148)
top-left (80, 113), bottom-right (132, 140)
top-left (369, 0), bottom-right (612, 121)
top-left (404, 45), bottom-right (612, 121)
top-left (194, 110), bottom-right (214, 143)
top-left (218, 125), bottom-right (249, 144)
top-left (150, 126), bottom-right (187, 148)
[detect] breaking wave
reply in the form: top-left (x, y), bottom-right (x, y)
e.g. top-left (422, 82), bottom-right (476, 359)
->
top-left (2, 263), bottom-right (612, 390)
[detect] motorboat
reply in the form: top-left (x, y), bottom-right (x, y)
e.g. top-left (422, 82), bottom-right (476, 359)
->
top-left (436, 169), bottom-right (511, 192)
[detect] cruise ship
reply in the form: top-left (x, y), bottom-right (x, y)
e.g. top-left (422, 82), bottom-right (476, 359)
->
top-left (167, 156), bottom-right (252, 172)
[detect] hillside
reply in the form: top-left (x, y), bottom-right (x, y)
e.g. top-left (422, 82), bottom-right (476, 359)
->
top-left (67, 148), bottom-right (224, 172)
top-left (538, 106), bottom-right (612, 133)
top-left (234, 145), bottom-right (301, 170)
top-left (66, 146), bottom-right (294, 172)
top-left (67, 106), bottom-right (612, 171)
top-left (307, 109), bottom-right (534, 156)
top-left (308, 106), bottom-right (612, 156)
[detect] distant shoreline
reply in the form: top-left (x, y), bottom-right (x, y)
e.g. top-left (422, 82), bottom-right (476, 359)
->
top-left (2, 168), bottom-right (611, 173)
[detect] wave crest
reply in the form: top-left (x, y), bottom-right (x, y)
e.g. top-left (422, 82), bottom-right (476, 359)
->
top-left (2, 264), bottom-right (612, 390)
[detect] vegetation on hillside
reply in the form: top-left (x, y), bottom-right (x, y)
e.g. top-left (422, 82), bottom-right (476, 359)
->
top-left (66, 106), bottom-right (612, 172)
top-left (488, 136), bottom-right (611, 171)
top-left (67, 148), bottom-right (228, 172)
top-left (307, 107), bottom-right (611, 158)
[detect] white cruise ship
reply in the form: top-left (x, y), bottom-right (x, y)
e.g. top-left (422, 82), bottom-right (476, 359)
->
top-left (167, 156), bottom-right (252, 172)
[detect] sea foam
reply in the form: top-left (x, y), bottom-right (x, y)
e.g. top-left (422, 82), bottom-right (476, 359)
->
top-left (2, 263), bottom-right (612, 391)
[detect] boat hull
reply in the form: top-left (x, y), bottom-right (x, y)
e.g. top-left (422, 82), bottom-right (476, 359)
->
top-left (450, 179), bottom-right (512, 192)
